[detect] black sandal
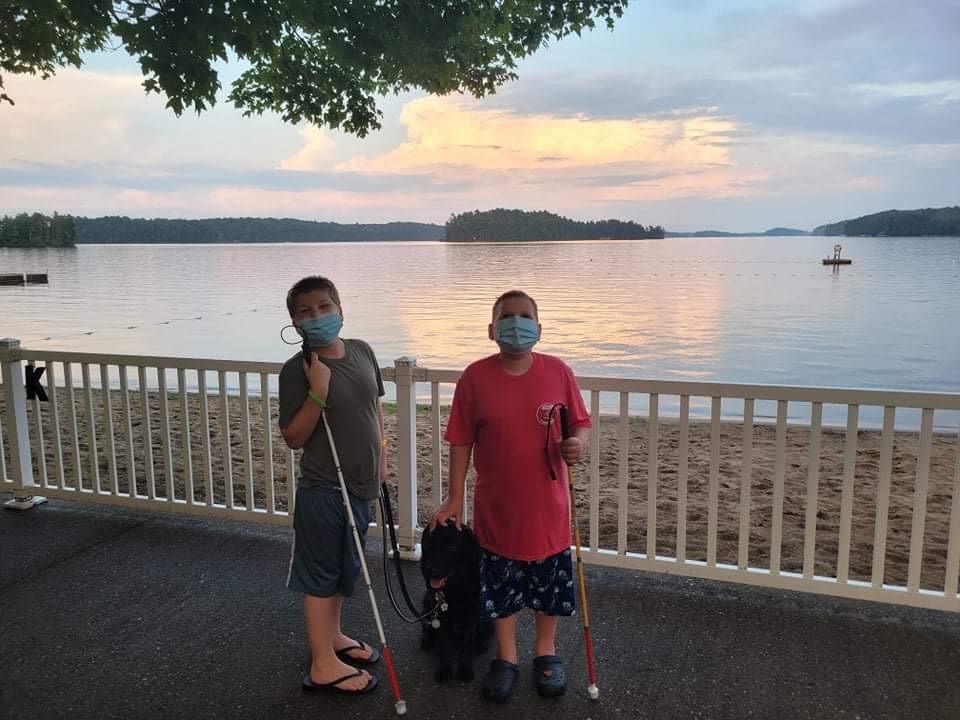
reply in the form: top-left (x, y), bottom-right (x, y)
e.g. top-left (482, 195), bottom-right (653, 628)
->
top-left (533, 655), bottom-right (567, 698)
top-left (302, 669), bottom-right (379, 695)
top-left (481, 659), bottom-right (519, 702)
top-left (335, 641), bottom-right (381, 666)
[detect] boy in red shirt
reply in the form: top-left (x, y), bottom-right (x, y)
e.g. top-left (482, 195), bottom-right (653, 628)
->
top-left (431, 290), bottom-right (591, 702)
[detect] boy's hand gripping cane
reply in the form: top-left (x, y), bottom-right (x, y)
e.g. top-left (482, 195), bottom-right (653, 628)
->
top-left (559, 406), bottom-right (599, 700)
top-left (321, 411), bottom-right (407, 715)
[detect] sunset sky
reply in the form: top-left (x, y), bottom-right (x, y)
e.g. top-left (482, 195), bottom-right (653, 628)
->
top-left (1, 0), bottom-right (957, 232)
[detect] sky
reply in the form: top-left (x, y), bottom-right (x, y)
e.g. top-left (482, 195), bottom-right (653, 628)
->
top-left (1, 0), bottom-right (958, 232)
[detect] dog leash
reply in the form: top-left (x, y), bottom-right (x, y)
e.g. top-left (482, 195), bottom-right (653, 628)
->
top-left (379, 483), bottom-right (443, 624)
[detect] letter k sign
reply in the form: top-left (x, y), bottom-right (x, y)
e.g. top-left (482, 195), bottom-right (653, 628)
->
top-left (25, 365), bottom-right (48, 402)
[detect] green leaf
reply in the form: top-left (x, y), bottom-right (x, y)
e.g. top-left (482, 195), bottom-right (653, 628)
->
top-left (0, 0), bottom-right (630, 135)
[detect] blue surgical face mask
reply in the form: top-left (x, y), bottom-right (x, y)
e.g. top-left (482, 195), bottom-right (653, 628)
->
top-left (297, 312), bottom-right (343, 347)
top-left (495, 316), bottom-right (539, 354)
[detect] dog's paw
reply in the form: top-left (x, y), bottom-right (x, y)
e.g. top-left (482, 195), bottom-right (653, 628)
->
top-left (457, 665), bottom-right (475, 683)
top-left (434, 665), bottom-right (454, 683)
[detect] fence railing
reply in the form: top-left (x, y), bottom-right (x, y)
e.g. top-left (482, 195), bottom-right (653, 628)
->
top-left (0, 339), bottom-right (299, 525)
top-left (2, 339), bottom-right (959, 612)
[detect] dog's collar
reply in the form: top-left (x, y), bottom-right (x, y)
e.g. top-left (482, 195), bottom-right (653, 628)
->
top-left (429, 590), bottom-right (448, 629)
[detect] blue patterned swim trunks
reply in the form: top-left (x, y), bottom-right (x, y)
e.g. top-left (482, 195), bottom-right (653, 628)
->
top-left (478, 547), bottom-right (576, 619)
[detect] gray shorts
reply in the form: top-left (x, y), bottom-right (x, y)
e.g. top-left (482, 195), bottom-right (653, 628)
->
top-left (287, 485), bottom-right (373, 598)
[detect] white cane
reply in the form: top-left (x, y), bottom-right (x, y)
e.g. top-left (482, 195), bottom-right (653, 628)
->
top-left (321, 410), bottom-right (407, 715)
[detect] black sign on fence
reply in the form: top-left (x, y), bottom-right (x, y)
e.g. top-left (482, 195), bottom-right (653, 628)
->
top-left (25, 365), bottom-right (48, 402)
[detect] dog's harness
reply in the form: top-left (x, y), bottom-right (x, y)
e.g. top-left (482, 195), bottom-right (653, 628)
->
top-left (379, 483), bottom-right (443, 624)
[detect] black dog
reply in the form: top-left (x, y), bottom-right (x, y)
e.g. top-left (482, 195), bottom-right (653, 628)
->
top-left (419, 522), bottom-right (493, 683)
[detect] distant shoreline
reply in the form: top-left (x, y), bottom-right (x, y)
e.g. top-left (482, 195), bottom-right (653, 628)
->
top-left (5, 206), bottom-right (960, 248)
top-left (7, 234), bottom-right (960, 250)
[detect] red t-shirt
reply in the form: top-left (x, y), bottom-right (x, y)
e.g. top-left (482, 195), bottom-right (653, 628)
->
top-left (444, 353), bottom-right (591, 561)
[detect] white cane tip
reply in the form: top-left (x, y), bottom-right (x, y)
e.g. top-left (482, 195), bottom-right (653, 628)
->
top-left (588, 684), bottom-right (600, 700)
top-left (395, 700), bottom-right (407, 715)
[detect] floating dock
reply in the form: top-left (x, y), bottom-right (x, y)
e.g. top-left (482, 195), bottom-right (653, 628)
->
top-left (0, 273), bottom-right (49, 285)
top-left (822, 243), bottom-right (851, 266)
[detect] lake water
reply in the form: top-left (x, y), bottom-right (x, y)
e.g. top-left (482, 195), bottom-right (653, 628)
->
top-left (1, 236), bottom-right (958, 428)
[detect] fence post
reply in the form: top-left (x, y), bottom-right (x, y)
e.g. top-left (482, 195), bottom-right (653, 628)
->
top-left (393, 356), bottom-right (421, 560)
top-left (1, 338), bottom-right (45, 509)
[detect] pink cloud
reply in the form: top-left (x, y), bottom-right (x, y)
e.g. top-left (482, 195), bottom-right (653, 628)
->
top-left (333, 95), bottom-right (766, 202)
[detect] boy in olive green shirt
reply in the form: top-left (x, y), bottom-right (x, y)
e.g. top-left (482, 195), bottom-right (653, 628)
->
top-left (279, 275), bottom-right (387, 695)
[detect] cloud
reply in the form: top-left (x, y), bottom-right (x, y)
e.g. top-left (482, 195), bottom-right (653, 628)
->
top-left (722, 0), bottom-right (959, 85)
top-left (279, 126), bottom-right (337, 171)
top-left (0, 69), bottom-right (144, 164)
top-left (339, 95), bottom-right (738, 172)
top-left (0, 182), bottom-right (439, 222)
top-left (333, 95), bottom-right (763, 202)
top-left (205, 187), bottom-right (415, 216)
top-left (474, 1), bottom-right (958, 147)
top-left (0, 159), bottom-right (476, 195)
top-left (0, 67), bottom-right (302, 169)
top-left (483, 71), bottom-right (960, 146)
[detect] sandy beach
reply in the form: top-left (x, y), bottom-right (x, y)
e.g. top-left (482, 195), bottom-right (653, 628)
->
top-left (4, 389), bottom-right (958, 592)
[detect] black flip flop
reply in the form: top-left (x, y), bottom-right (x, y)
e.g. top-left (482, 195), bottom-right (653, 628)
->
top-left (481, 659), bottom-right (519, 703)
top-left (533, 655), bottom-right (567, 698)
top-left (302, 669), bottom-right (379, 695)
top-left (335, 641), bottom-right (381, 666)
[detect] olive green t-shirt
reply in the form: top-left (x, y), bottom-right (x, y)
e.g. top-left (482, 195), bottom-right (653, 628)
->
top-left (278, 339), bottom-right (385, 500)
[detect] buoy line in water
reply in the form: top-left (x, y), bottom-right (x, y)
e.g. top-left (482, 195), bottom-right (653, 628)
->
top-left (20, 304), bottom-right (287, 344)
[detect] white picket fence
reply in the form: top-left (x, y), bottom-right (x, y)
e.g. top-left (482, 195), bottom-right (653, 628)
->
top-left (2, 338), bottom-right (959, 612)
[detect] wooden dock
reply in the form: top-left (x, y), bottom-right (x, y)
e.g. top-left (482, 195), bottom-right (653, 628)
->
top-left (0, 273), bottom-right (49, 285)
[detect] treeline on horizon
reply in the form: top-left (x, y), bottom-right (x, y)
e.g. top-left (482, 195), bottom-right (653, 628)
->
top-left (12, 206), bottom-right (957, 247)
top-left (813, 206), bottom-right (960, 237)
top-left (0, 214), bottom-right (445, 245)
top-left (445, 209), bottom-right (665, 241)
top-left (73, 216), bottom-right (445, 243)
top-left (0, 213), bottom-right (76, 247)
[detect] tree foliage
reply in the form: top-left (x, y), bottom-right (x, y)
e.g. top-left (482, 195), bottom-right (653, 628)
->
top-left (812, 207), bottom-right (960, 237)
top-left (72, 215), bottom-right (444, 242)
top-left (446, 208), bottom-right (664, 241)
top-left (843, 207), bottom-right (960, 237)
top-left (0, 212), bottom-right (76, 246)
top-left (0, 1), bottom-right (628, 135)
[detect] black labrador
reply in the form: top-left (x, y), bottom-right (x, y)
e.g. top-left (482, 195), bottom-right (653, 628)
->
top-left (419, 522), bottom-right (493, 683)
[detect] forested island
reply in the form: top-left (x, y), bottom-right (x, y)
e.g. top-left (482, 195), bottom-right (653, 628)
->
top-left (445, 209), bottom-right (664, 241)
top-left (812, 207), bottom-right (960, 237)
top-left (0, 213), bottom-right (76, 247)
